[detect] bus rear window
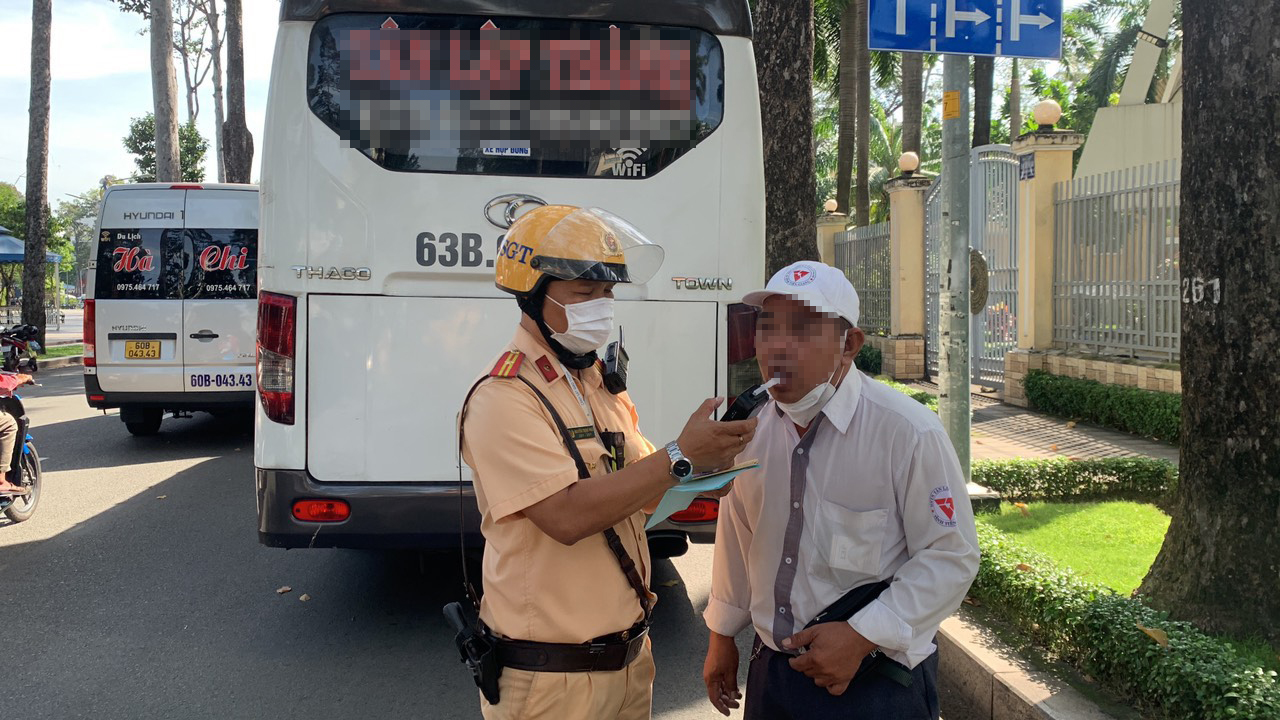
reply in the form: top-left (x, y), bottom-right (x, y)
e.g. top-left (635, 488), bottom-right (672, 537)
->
top-left (95, 229), bottom-right (182, 300)
top-left (307, 14), bottom-right (724, 177)
top-left (185, 229), bottom-right (258, 300)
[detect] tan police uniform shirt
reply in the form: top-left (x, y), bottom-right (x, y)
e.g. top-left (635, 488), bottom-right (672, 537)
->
top-left (461, 325), bottom-right (658, 645)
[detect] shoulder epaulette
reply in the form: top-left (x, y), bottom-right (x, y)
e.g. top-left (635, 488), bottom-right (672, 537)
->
top-left (490, 350), bottom-right (524, 378)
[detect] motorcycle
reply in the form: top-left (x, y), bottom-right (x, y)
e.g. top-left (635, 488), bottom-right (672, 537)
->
top-left (0, 373), bottom-right (39, 523)
top-left (0, 325), bottom-right (40, 373)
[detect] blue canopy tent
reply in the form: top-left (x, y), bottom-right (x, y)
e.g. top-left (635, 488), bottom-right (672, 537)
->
top-left (0, 225), bottom-right (64, 325)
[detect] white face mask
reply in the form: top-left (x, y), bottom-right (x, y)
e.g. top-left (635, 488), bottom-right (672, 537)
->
top-left (774, 332), bottom-right (849, 427)
top-left (548, 296), bottom-right (615, 354)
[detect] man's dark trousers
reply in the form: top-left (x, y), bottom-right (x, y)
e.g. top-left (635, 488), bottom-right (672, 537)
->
top-left (744, 637), bottom-right (939, 720)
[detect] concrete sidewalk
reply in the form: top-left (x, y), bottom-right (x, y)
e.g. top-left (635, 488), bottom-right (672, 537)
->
top-left (909, 380), bottom-right (1179, 464)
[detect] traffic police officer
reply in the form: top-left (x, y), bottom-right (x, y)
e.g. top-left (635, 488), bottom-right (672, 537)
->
top-left (461, 205), bottom-right (757, 720)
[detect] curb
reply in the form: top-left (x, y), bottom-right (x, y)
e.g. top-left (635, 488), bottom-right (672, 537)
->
top-left (938, 613), bottom-right (1117, 720)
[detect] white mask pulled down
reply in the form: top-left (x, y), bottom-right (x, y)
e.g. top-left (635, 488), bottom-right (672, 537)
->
top-left (548, 296), bottom-right (615, 354)
top-left (774, 331), bottom-right (850, 427)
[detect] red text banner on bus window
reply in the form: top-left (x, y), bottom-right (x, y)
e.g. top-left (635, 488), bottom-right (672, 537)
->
top-left (343, 26), bottom-right (691, 111)
top-left (308, 14), bottom-right (724, 170)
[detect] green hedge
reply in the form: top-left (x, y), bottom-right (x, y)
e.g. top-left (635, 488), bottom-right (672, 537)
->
top-left (856, 345), bottom-right (883, 375)
top-left (874, 375), bottom-right (938, 412)
top-left (1024, 370), bottom-right (1181, 444)
top-left (973, 524), bottom-right (1280, 719)
top-left (972, 457), bottom-right (1178, 502)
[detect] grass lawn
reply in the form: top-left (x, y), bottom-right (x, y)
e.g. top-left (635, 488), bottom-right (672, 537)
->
top-left (979, 500), bottom-right (1170, 595)
top-left (42, 344), bottom-right (83, 358)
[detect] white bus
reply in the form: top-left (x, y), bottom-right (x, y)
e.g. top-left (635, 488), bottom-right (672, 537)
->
top-left (256, 0), bottom-right (765, 555)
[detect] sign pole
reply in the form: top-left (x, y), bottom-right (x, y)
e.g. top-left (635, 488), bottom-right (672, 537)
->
top-left (938, 53), bottom-right (972, 482)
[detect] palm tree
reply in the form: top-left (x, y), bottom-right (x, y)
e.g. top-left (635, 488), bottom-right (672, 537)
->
top-left (901, 53), bottom-right (925, 155)
top-left (23, 0), bottom-right (53, 345)
top-left (972, 56), bottom-right (995, 147)
top-left (853, 0), bottom-right (871, 225)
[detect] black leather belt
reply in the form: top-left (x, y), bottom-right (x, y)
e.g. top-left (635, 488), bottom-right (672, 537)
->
top-left (496, 624), bottom-right (648, 673)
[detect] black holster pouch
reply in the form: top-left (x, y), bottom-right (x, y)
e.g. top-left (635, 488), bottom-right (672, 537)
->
top-left (804, 580), bottom-right (914, 688)
top-left (444, 601), bottom-right (502, 705)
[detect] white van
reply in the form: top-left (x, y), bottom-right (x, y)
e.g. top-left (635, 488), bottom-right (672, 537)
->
top-left (255, 0), bottom-right (765, 554)
top-left (84, 183), bottom-right (259, 435)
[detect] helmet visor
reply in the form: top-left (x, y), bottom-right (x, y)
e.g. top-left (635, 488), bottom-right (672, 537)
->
top-left (532, 208), bottom-right (665, 286)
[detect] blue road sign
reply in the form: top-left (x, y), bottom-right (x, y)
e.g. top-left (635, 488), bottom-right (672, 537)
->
top-left (868, 0), bottom-right (1063, 59)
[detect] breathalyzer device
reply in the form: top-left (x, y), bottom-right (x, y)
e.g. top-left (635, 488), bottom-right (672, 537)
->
top-left (720, 376), bottom-right (780, 422)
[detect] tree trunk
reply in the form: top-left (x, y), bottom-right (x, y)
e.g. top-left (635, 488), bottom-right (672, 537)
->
top-left (1137, 0), bottom-right (1280, 646)
top-left (853, 0), bottom-right (870, 225)
top-left (834, 0), bottom-right (856, 214)
top-left (24, 0), bottom-right (53, 346)
top-left (151, 0), bottom-right (182, 182)
top-left (178, 7), bottom-right (196, 124)
top-left (972, 56), bottom-right (994, 147)
top-left (223, 0), bottom-right (253, 183)
top-left (754, 0), bottom-right (818, 277)
top-left (901, 52), bottom-right (924, 155)
top-left (1010, 58), bottom-right (1022, 141)
top-left (204, 0), bottom-right (226, 182)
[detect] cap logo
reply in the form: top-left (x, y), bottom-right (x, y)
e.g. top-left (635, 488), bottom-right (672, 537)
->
top-left (602, 232), bottom-right (620, 255)
top-left (784, 265), bottom-right (816, 286)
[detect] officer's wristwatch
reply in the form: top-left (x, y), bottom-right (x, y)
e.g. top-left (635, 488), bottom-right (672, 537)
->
top-left (665, 441), bottom-right (694, 483)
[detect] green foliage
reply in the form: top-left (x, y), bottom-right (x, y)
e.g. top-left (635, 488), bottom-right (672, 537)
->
top-left (0, 183), bottom-right (24, 238)
top-left (973, 524), bottom-right (1280, 720)
top-left (972, 456), bottom-right (1178, 502)
top-left (122, 113), bottom-right (209, 183)
top-left (873, 375), bottom-right (938, 412)
top-left (855, 344), bottom-right (882, 375)
top-left (1024, 370), bottom-right (1181, 444)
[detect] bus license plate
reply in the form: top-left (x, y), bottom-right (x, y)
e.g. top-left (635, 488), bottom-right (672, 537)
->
top-left (188, 373), bottom-right (255, 391)
top-left (124, 341), bottom-right (161, 360)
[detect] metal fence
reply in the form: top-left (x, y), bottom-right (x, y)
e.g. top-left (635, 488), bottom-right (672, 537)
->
top-left (970, 145), bottom-right (1020, 389)
top-left (1053, 160), bottom-right (1180, 361)
top-left (834, 221), bottom-right (891, 335)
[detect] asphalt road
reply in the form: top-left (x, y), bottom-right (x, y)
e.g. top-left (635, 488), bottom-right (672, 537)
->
top-left (1, 368), bottom-right (972, 719)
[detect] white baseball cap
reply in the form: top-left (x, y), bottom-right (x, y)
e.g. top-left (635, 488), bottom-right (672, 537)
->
top-left (742, 261), bottom-right (860, 328)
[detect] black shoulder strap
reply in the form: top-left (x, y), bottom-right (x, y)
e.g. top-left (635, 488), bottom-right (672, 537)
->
top-left (458, 374), bottom-right (653, 626)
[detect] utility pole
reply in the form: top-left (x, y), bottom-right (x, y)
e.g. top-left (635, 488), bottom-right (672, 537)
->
top-left (938, 54), bottom-right (972, 481)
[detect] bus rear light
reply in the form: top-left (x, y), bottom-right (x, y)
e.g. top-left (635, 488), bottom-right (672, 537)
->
top-left (88, 395), bottom-right (105, 403)
top-left (727, 303), bottom-right (757, 365)
top-left (669, 498), bottom-right (720, 524)
top-left (292, 499), bottom-right (350, 523)
top-left (83, 299), bottom-right (96, 367)
top-left (257, 292), bottom-right (297, 425)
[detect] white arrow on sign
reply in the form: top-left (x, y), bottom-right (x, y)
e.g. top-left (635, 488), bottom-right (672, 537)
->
top-left (945, 0), bottom-right (991, 39)
top-left (1010, 2), bottom-right (1055, 41)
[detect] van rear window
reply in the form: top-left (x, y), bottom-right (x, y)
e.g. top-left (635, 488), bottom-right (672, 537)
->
top-left (94, 228), bottom-right (183, 300)
top-left (307, 14), bottom-right (725, 178)
top-left (185, 229), bottom-right (258, 300)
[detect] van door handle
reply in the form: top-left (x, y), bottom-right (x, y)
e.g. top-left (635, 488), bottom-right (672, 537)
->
top-left (190, 331), bottom-right (219, 340)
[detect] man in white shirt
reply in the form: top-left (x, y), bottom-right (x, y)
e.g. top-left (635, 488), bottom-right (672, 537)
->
top-left (702, 261), bottom-right (980, 719)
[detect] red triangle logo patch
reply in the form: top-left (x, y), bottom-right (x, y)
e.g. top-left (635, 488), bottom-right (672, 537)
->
top-left (934, 497), bottom-right (954, 520)
top-left (381, 17), bottom-right (399, 29)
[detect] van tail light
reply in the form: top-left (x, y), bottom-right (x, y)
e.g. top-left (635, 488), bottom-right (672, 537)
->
top-left (83, 299), bottom-right (96, 367)
top-left (257, 292), bottom-right (297, 425)
top-left (292, 499), bottom-right (350, 523)
top-left (169, 184), bottom-right (204, 190)
top-left (669, 498), bottom-right (720, 524)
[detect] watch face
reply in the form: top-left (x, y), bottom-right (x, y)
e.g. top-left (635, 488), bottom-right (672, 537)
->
top-left (674, 459), bottom-right (694, 478)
